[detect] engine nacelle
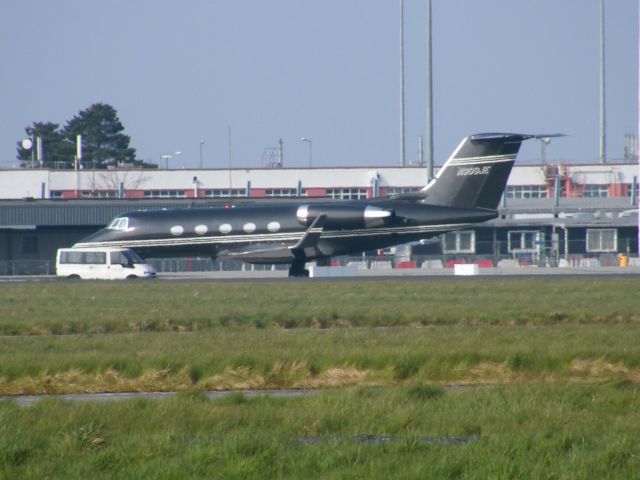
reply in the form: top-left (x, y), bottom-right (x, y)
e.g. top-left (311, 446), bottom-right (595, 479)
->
top-left (296, 204), bottom-right (394, 229)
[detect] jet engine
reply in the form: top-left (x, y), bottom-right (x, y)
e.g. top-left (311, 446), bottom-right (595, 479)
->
top-left (296, 204), bottom-right (394, 229)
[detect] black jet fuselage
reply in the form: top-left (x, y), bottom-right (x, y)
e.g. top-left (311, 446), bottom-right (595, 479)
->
top-left (77, 201), bottom-right (496, 262)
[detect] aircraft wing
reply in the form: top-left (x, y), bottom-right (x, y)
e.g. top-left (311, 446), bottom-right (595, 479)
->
top-left (218, 214), bottom-right (327, 264)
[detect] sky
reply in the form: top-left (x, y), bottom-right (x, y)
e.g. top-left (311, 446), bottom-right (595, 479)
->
top-left (0, 0), bottom-right (637, 170)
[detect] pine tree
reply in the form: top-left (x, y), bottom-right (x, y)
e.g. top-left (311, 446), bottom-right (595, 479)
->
top-left (62, 103), bottom-right (137, 168)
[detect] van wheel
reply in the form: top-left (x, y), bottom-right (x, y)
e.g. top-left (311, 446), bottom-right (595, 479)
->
top-left (126, 275), bottom-right (138, 279)
top-left (67, 274), bottom-right (80, 280)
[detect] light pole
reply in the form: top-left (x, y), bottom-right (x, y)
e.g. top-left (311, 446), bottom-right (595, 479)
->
top-left (399, 0), bottom-right (406, 166)
top-left (199, 141), bottom-right (205, 169)
top-left (301, 138), bottom-right (312, 167)
top-left (160, 154), bottom-right (172, 169)
top-left (174, 151), bottom-right (183, 168)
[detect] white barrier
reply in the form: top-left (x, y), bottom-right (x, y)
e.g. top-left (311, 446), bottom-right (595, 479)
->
top-left (309, 266), bottom-right (359, 278)
top-left (497, 259), bottom-right (520, 268)
top-left (369, 261), bottom-right (393, 270)
top-left (421, 259), bottom-right (444, 269)
top-left (454, 264), bottom-right (479, 276)
top-left (346, 261), bottom-right (368, 270)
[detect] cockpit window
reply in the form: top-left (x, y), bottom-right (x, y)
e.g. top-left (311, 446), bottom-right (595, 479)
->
top-left (107, 217), bottom-right (129, 231)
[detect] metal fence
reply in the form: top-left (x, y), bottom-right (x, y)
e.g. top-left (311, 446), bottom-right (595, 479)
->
top-left (4, 252), bottom-right (637, 277)
top-left (0, 260), bottom-right (56, 276)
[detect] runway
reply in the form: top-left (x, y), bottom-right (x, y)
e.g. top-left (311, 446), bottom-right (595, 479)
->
top-left (2, 266), bottom-right (640, 283)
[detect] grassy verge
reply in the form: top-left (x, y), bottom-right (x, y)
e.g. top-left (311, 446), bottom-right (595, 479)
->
top-left (2, 325), bottom-right (640, 394)
top-left (2, 383), bottom-right (639, 478)
top-left (1, 279), bottom-right (639, 335)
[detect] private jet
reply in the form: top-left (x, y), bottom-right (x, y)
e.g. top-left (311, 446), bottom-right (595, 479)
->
top-left (75, 133), bottom-right (558, 276)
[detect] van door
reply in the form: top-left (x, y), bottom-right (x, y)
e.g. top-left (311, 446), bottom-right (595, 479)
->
top-left (85, 251), bottom-right (108, 279)
top-left (109, 251), bottom-right (131, 279)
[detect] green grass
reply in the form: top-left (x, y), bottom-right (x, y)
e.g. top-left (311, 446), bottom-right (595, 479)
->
top-left (1, 279), bottom-right (639, 335)
top-left (3, 278), bottom-right (640, 477)
top-left (1, 325), bottom-right (640, 394)
top-left (2, 383), bottom-right (640, 478)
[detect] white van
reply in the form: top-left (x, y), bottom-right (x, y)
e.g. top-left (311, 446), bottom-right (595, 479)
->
top-left (56, 247), bottom-right (156, 280)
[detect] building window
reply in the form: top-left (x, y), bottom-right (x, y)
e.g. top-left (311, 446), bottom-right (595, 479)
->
top-left (265, 188), bottom-right (297, 197)
top-left (203, 189), bottom-right (247, 198)
top-left (81, 190), bottom-right (117, 198)
top-left (325, 188), bottom-right (368, 200)
top-left (442, 230), bottom-right (475, 254)
top-left (508, 230), bottom-right (542, 253)
top-left (22, 236), bottom-right (38, 255)
top-left (50, 191), bottom-right (63, 199)
top-left (586, 229), bottom-right (617, 252)
top-left (506, 185), bottom-right (548, 199)
top-left (143, 190), bottom-right (186, 198)
top-left (583, 185), bottom-right (609, 198)
top-left (385, 187), bottom-right (422, 196)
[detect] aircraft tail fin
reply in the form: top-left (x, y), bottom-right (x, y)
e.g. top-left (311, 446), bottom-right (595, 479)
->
top-left (417, 133), bottom-right (562, 210)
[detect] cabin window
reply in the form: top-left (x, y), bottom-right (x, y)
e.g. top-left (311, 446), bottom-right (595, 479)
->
top-left (442, 230), bottom-right (475, 254)
top-left (586, 229), bottom-right (617, 252)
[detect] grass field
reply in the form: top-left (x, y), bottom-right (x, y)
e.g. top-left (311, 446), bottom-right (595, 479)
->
top-left (2, 383), bottom-right (640, 478)
top-left (1, 278), bottom-right (639, 477)
top-left (1, 278), bottom-right (639, 335)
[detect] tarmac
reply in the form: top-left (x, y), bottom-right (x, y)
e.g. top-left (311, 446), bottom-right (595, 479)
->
top-left (2, 266), bottom-right (640, 283)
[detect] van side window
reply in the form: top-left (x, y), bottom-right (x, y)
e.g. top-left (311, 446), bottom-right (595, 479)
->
top-left (60, 251), bottom-right (106, 264)
top-left (85, 252), bottom-right (106, 264)
top-left (60, 251), bottom-right (85, 264)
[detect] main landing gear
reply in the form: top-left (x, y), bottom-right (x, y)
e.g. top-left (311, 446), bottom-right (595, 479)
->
top-left (288, 260), bottom-right (309, 277)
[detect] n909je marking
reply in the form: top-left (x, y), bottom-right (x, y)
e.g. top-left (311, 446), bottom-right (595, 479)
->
top-left (456, 166), bottom-right (491, 176)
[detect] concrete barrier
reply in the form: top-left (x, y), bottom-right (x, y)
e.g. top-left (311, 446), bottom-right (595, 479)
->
top-left (346, 261), bottom-right (368, 270)
top-left (422, 259), bottom-right (444, 269)
top-left (309, 266), bottom-right (359, 278)
top-left (454, 264), bottom-right (479, 276)
top-left (369, 261), bottom-right (392, 270)
top-left (497, 259), bottom-right (520, 268)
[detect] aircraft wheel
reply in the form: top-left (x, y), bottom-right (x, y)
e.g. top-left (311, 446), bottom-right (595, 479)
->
top-left (67, 274), bottom-right (80, 280)
top-left (126, 275), bottom-right (138, 280)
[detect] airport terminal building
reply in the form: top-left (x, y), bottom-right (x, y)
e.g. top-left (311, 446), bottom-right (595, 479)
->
top-left (0, 161), bottom-right (638, 272)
